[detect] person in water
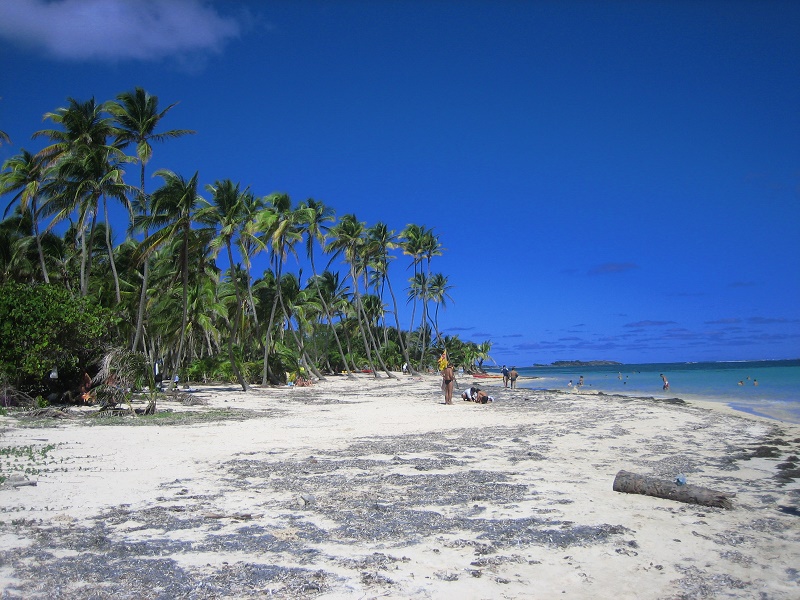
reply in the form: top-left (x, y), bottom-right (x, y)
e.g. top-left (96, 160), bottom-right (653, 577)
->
top-left (660, 373), bottom-right (670, 390)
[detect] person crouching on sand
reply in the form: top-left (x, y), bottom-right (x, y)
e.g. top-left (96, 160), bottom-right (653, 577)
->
top-left (442, 363), bottom-right (455, 404)
top-left (474, 389), bottom-right (493, 404)
top-left (461, 387), bottom-right (478, 402)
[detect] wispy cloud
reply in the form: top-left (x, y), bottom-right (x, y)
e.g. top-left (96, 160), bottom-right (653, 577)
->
top-left (0, 0), bottom-right (242, 62)
top-left (588, 262), bottom-right (639, 276)
top-left (624, 320), bottom-right (677, 328)
top-left (705, 318), bottom-right (742, 325)
top-left (748, 316), bottom-right (799, 325)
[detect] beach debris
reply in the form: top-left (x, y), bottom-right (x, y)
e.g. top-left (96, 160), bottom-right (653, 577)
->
top-left (0, 474), bottom-right (38, 490)
top-left (202, 512), bottom-right (254, 520)
top-left (298, 493), bottom-right (316, 507)
top-left (613, 470), bottom-right (735, 509)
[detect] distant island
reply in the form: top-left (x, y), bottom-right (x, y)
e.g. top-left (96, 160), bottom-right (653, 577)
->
top-left (534, 360), bottom-right (623, 367)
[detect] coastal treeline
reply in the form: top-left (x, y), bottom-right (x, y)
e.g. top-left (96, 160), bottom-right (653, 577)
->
top-left (0, 89), bottom-right (492, 395)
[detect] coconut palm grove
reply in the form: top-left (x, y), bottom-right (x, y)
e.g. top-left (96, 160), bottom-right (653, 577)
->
top-left (0, 88), bottom-right (492, 399)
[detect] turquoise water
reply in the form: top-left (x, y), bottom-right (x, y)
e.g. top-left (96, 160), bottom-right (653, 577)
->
top-left (493, 360), bottom-right (800, 424)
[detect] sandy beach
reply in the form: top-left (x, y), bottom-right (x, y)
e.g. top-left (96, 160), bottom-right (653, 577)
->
top-left (1, 373), bottom-right (799, 599)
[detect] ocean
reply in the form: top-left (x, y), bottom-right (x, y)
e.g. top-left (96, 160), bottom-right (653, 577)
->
top-left (490, 360), bottom-right (800, 424)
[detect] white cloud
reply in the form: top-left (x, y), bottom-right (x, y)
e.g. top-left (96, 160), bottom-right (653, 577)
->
top-left (0, 0), bottom-right (242, 61)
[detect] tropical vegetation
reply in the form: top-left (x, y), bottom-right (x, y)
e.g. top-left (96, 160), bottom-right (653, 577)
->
top-left (0, 88), bottom-right (492, 396)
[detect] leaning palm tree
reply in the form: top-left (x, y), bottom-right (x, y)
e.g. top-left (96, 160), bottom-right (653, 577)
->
top-left (110, 87), bottom-right (196, 351)
top-left (0, 149), bottom-right (51, 282)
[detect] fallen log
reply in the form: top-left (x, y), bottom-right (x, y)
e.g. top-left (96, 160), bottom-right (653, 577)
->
top-left (613, 470), bottom-right (735, 509)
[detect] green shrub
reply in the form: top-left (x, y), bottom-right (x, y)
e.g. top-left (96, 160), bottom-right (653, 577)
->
top-left (0, 282), bottom-right (113, 394)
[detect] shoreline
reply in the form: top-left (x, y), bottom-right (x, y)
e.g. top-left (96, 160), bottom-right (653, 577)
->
top-left (2, 373), bottom-right (799, 598)
top-left (505, 376), bottom-right (800, 426)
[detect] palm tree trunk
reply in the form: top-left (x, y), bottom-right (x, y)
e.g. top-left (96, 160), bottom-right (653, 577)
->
top-left (348, 267), bottom-right (380, 378)
top-left (226, 242), bottom-right (250, 391)
top-left (262, 265), bottom-right (283, 385)
top-left (386, 274), bottom-right (416, 375)
top-left (102, 196), bottom-right (122, 304)
top-left (132, 242), bottom-right (149, 351)
top-left (309, 255), bottom-right (354, 378)
top-left (171, 232), bottom-right (190, 387)
top-left (132, 164), bottom-right (149, 352)
top-left (31, 198), bottom-right (50, 283)
top-left (81, 209), bottom-right (99, 297)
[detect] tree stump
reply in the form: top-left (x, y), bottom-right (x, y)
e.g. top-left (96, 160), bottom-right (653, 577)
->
top-left (613, 470), bottom-right (735, 509)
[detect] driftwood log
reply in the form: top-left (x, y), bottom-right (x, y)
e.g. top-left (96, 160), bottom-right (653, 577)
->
top-left (613, 470), bottom-right (735, 509)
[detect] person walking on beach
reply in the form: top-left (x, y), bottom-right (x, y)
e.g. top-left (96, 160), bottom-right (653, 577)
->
top-left (501, 365), bottom-right (509, 388)
top-left (660, 373), bottom-right (669, 390)
top-left (442, 363), bottom-right (455, 404)
top-left (509, 366), bottom-right (519, 389)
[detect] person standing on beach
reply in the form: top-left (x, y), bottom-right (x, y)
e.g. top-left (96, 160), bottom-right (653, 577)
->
top-left (442, 363), bottom-right (455, 404)
top-left (660, 373), bottom-right (669, 390)
top-left (501, 365), bottom-right (509, 388)
top-left (438, 351), bottom-right (448, 372)
top-left (509, 367), bottom-right (519, 389)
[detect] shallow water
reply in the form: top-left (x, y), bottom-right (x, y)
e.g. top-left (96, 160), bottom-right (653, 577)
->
top-left (497, 360), bottom-right (800, 424)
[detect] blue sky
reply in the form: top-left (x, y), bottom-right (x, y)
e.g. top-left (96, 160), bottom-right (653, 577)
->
top-left (1, 0), bottom-right (798, 366)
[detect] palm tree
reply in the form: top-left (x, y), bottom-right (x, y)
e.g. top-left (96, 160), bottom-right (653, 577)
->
top-left (235, 190), bottom-right (266, 341)
top-left (34, 97), bottom-right (132, 299)
top-left (110, 87), bottom-right (195, 351)
top-left (0, 207), bottom-right (35, 283)
top-left (298, 199), bottom-right (354, 376)
top-left (0, 150), bottom-right (51, 282)
top-left (259, 193), bottom-right (305, 384)
top-left (426, 272), bottom-right (453, 346)
top-left (328, 214), bottom-right (397, 378)
top-left (400, 224), bottom-right (426, 364)
top-left (366, 222), bottom-right (416, 374)
top-left (134, 169), bottom-right (204, 384)
top-left (475, 340), bottom-right (494, 373)
top-left (197, 179), bottom-right (252, 391)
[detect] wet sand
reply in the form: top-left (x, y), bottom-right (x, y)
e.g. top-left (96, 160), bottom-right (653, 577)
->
top-left (1, 373), bottom-right (799, 598)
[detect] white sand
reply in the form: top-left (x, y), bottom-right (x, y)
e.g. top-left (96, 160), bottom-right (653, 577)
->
top-left (1, 373), bottom-right (799, 598)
